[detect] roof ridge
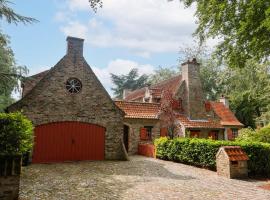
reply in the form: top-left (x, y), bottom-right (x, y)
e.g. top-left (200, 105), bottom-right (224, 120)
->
top-left (150, 74), bottom-right (181, 88)
top-left (114, 100), bottom-right (160, 105)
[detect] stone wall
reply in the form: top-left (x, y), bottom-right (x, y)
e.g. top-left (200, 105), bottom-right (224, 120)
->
top-left (8, 37), bottom-right (125, 160)
top-left (0, 156), bottom-right (21, 200)
top-left (124, 118), bottom-right (160, 155)
top-left (181, 59), bottom-right (207, 120)
top-left (0, 176), bottom-right (20, 200)
top-left (216, 151), bottom-right (230, 178)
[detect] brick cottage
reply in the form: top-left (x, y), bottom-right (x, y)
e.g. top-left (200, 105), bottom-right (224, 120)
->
top-left (8, 36), bottom-right (243, 163)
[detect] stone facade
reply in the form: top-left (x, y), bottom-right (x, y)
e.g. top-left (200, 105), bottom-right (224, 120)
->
top-left (123, 118), bottom-right (160, 155)
top-left (216, 146), bottom-right (249, 179)
top-left (8, 37), bottom-right (125, 160)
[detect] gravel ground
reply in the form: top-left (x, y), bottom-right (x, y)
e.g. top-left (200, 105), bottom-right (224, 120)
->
top-left (19, 156), bottom-right (270, 200)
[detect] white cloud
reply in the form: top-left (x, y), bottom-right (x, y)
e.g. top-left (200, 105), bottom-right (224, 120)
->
top-left (92, 59), bottom-right (154, 95)
top-left (59, 0), bottom-right (197, 57)
top-left (60, 21), bottom-right (88, 38)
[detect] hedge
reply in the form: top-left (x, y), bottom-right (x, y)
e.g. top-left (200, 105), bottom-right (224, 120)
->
top-left (155, 137), bottom-right (270, 177)
top-left (0, 112), bottom-right (34, 155)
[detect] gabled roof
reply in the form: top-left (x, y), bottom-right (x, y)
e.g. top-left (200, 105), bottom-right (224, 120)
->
top-left (115, 101), bottom-right (160, 119)
top-left (210, 102), bottom-right (243, 127)
top-left (177, 114), bottom-right (224, 129)
top-left (22, 70), bottom-right (50, 96)
top-left (124, 74), bottom-right (182, 101)
top-left (217, 146), bottom-right (249, 161)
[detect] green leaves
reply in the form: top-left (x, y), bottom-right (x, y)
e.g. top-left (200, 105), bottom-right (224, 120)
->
top-left (110, 68), bottom-right (149, 99)
top-left (0, 112), bottom-right (34, 155)
top-left (155, 137), bottom-right (270, 176)
top-left (180, 0), bottom-right (270, 68)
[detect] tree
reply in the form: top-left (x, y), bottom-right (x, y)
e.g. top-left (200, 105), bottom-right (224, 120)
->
top-left (221, 59), bottom-right (270, 128)
top-left (148, 66), bottom-right (177, 84)
top-left (178, 0), bottom-right (270, 68)
top-left (0, 32), bottom-right (28, 112)
top-left (0, 1), bottom-right (36, 112)
top-left (236, 124), bottom-right (270, 143)
top-left (0, 0), bottom-right (37, 24)
top-left (159, 90), bottom-right (181, 139)
top-left (110, 68), bottom-right (149, 99)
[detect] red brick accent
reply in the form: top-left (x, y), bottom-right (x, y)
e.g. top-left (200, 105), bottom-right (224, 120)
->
top-left (138, 144), bottom-right (155, 158)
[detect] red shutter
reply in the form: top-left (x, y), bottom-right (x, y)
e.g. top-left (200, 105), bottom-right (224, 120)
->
top-left (140, 128), bottom-right (148, 140)
top-left (227, 129), bottom-right (233, 140)
top-left (205, 102), bottom-right (211, 112)
top-left (190, 131), bottom-right (200, 138)
top-left (160, 127), bottom-right (168, 137)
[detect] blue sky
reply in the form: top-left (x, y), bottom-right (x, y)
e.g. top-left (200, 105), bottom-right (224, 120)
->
top-left (2, 0), bottom-right (198, 95)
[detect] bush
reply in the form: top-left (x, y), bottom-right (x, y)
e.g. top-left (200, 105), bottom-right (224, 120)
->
top-left (155, 137), bottom-right (270, 177)
top-left (0, 112), bottom-right (34, 155)
top-left (236, 125), bottom-right (270, 143)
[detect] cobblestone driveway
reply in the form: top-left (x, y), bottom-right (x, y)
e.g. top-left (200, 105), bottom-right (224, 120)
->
top-left (20, 156), bottom-right (270, 200)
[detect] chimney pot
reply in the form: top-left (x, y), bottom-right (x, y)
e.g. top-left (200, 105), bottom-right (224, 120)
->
top-left (66, 36), bottom-right (84, 57)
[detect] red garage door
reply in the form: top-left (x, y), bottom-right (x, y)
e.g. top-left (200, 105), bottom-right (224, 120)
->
top-left (32, 122), bottom-right (105, 163)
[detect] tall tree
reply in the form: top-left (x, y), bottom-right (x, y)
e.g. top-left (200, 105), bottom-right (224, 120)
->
top-left (0, 32), bottom-right (28, 111)
top-left (110, 68), bottom-right (149, 99)
top-left (148, 66), bottom-right (177, 84)
top-left (0, 0), bottom-right (36, 111)
top-left (178, 0), bottom-right (270, 68)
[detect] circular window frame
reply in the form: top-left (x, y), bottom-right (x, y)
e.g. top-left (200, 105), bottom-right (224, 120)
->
top-left (65, 78), bottom-right (82, 94)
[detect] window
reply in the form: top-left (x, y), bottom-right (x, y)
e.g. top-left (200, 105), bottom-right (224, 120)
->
top-left (208, 131), bottom-right (219, 140)
top-left (144, 126), bottom-right (153, 140)
top-left (190, 130), bottom-right (200, 138)
top-left (66, 78), bottom-right (82, 94)
top-left (232, 129), bottom-right (238, 139)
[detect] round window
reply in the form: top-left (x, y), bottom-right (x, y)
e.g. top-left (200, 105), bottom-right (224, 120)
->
top-left (66, 78), bottom-right (82, 94)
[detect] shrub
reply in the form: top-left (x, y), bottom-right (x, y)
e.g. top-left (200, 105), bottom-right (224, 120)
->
top-left (236, 124), bottom-right (270, 143)
top-left (0, 112), bottom-right (34, 155)
top-left (236, 128), bottom-right (257, 142)
top-left (155, 137), bottom-right (270, 177)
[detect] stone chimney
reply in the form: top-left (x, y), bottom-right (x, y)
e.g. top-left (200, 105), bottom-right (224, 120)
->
top-left (123, 89), bottom-right (132, 100)
top-left (181, 58), bottom-right (206, 120)
top-left (66, 36), bottom-right (84, 57)
top-left (220, 95), bottom-right (229, 108)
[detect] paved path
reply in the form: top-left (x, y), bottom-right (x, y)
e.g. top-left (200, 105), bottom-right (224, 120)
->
top-left (19, 156), bottom-right (270, 200)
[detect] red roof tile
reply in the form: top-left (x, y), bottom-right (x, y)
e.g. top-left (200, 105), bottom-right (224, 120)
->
top-left (125, 75), bottom-right (182, 101)
top-left (222, 146), bottom-right (249, 161)
top-left (210, 102), bottom-right (243, 127)
top-left (115, 101), bottom-right (160, 119)
top-left (177, 114), bottom-right (224, 129)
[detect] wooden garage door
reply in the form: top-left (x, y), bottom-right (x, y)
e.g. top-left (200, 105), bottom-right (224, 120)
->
top-left (32, 122), bottom-right (105, 163)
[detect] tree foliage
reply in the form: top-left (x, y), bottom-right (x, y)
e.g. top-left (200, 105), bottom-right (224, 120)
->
top-left (236, 125), bottom-right (270, 144)
top-left (148, 66), bottom-right (177, 84)
top-left (179, 0), bottom-right (270, 68)
top-left (221, 60), bottom-right (270, 128)
top-left (110, 68), bottom-right (149, 99)
top-left (0, 32), bottom-right (28, 112)
top-left (0, 0), bottom-right (37, 24)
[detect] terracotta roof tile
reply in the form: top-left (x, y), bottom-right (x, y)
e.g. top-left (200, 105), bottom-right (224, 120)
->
top-left (115, 101), bottom-right (160, 119)
top-left (222, 146), bottom-right (249, 161)
top-left (210, 102), bottom-right (243, 127)
top-left (125, 75), bottom-right (182, 101)
top-left (177, 114), bottom-right (224, 129)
